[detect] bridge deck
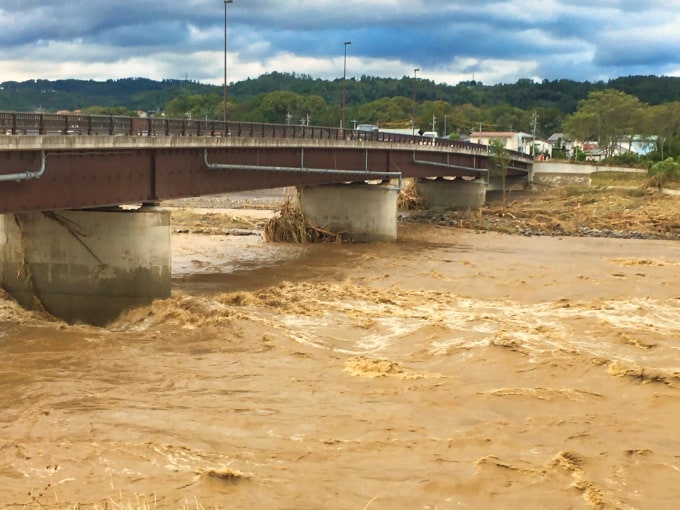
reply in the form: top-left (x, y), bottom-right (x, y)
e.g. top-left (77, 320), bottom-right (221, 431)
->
top-left (0, 114), bottom-right (532, 214)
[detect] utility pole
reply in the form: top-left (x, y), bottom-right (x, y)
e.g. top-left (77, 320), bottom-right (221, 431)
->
top-left (412, 68), bottom-right (420, 135)
top-left (531, 110), bottom-right (538, 155)
top-left (223, 0), bottom-right (234, 123)
top-left (342, 41), bottom-right (351, 130)
top-left (431, 114), bottom-right (437, 132)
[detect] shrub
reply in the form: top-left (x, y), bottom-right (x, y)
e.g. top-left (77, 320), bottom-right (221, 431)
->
top-left (647, 157), bottom-right (680, 188)
top-left (603, 152), bottom-right (644, 168)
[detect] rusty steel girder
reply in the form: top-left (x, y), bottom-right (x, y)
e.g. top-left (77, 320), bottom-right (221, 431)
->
top-left (0, 137), bottom-right (531, 214)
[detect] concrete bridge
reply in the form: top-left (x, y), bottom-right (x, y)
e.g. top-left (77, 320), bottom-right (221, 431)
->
top-left (0, 112), bottom-right (533, 324)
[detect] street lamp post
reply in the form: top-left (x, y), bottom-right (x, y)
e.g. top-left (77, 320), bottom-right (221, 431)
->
top-left (223, 0), bottom-right (234, 124)
top-left (412, 68), bottom-right (420, 135)
top-left (444, 114), bottom-right (448, 138)
top-left (342, 41), bottom-right (351, 130)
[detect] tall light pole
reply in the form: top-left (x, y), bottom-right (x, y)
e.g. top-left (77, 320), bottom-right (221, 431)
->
top-left (223, 0), bottom-right (234, 123)
top-left (342, 41), bottom-right (351, 130)
top-left (412, 68), bottom-right (420, 135)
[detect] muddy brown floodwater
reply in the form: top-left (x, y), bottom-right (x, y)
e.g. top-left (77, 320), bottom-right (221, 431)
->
top-left (1, 201), bottom-right (679, 509)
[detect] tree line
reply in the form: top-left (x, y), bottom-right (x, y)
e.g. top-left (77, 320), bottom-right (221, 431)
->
top-left (2, 73), bottom-right (680, 160)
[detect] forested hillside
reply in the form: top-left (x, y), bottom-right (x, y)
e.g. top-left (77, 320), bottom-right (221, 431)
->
top-left (3, 73), bottom-right (679, 113)
top-left (1, 73), bottom-right (680, 140)
top-left (0, 78), bottom-right (215, 113)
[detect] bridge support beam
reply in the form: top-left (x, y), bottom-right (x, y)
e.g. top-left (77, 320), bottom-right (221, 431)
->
top-left (298, 182), bottom-right (398, 242)
top-left (0, 208), bottom-right (171, 325)
top-left (414, 177), bottom-right (486, 210)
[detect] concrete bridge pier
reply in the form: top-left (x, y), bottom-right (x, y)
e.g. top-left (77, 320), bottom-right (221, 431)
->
top-left (0, 208), bottom-right (171, 325)
top-left (487, 175), bottom-right (531, 191)
top-left (414, 177), bottom-right (487, 210)
top-left (298, 182), bottom-right (399, 242)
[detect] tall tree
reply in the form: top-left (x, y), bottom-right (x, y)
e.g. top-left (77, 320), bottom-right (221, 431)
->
top-left (563, 89), bottom-right (646, 157)
top-left (163, 94), bottom-right (222, 120)
top-left (355, 97), bottom-right (413, 127)
top-left (646, 102), bottom-right (680, 159)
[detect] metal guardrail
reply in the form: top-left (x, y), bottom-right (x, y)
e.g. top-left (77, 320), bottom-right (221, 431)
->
top-left (0, 111), bottom-right (531, 160)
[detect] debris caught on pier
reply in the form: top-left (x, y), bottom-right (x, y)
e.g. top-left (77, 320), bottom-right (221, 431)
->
top-left (397, 180), bottom-right (424, 210)
top-left (263, 199), bottom-right (350, 243)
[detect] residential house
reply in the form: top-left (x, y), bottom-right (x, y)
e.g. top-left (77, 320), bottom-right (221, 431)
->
top-left (470, 131), bottom-right (522, 152)
top-left (577, 135), bottom-right (656, 162)
top-left (581, 142), bottom-right (605, 162)
top-left (548, 133), bottom-right (576, 158)
top-left (616, 135), bottom-right (656, 156)
top-left (469, 131), bottom-right (552, 157)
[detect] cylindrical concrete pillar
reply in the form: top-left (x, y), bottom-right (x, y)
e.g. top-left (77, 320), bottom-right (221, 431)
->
top-left (0, 208), bottom-right (171, 325)
top-left (415, 177), bottom-right (486, 210)
top-left (298, 182), bottom-right (398, 242)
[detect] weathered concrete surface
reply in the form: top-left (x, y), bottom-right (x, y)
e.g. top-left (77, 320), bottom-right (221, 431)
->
top-left (415, 178), bottom-right (486, 210)
top-left (0, 208), bottom-right (170, 325)
top-left (532, 161), bottom-right (647, 186)
top-left (0, 134), bottom-right (497, 156)
top-left (487, 175), bottom-right (530, 192)
top-left (298, 183), bottom-right (398, 242)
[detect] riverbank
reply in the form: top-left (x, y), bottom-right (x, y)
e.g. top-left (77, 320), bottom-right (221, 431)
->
top-left (402, 185), bottom-right (679, 240)
top-left (166, 183), bottom-right (679, 242)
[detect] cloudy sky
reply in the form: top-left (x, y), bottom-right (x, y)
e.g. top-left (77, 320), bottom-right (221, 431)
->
top-left (1, 0), bottom-right (679, 86)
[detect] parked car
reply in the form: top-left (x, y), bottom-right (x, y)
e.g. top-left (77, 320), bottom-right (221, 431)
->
top-left (356, 124), bottom-right (379, 133)
top-left (354, 123), bottom-right (379, 140)
top-left (419, 131), bottom-right (439, 144)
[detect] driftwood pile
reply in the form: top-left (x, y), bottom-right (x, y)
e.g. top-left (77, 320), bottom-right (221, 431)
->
top-left (263, 200), bottom-right (349, 243)
top-left (406, 186), bottom-right (680, 239)
top-left (265, 182), bottom-right (679, 241)
top-left (397, 180), bottom-right (424, 210)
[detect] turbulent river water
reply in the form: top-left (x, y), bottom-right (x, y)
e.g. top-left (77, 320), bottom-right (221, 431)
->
top-left (1, 204), bottom-right (679, 509)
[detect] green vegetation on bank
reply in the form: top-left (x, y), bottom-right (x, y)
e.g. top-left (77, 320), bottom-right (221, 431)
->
top-left (590, 171), bottom-right (648, 187)
top-left (648, 157), bottom-right (680, 188)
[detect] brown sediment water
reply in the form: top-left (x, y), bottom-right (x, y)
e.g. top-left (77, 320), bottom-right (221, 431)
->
top-left (0, 218), bottom-right (679, 509)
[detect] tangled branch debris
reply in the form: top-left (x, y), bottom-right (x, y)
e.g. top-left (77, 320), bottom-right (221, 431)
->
top-left (397, 180), bottom-right (424, 210)
top-left (403, 186), bottom-right (680, 240)
top-left (264, 200), bottom-right (350, 243)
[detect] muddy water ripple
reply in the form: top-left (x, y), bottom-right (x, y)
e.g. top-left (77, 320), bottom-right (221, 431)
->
top-left (1, 222), bottom-right (679, 509)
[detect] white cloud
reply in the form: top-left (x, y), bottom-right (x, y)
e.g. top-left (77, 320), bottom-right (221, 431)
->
top-left (0, 0), bottom-right (679, 85)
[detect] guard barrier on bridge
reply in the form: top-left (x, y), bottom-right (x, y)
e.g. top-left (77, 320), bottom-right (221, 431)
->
top-left (0, 111), bottom-right (528, 159)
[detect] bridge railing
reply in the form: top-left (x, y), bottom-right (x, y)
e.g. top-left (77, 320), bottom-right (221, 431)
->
top-left (0, 111), bottom-right (530, 160)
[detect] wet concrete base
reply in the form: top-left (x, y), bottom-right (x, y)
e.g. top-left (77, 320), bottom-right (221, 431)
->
top-left (298, 182), bottom-right (398, 242)
top-left (0, 208), bottom-right (171, 325)
top-left (415, 177), bottom-right (486, 209)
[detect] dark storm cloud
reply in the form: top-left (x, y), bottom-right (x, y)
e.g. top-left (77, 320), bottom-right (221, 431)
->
top-left (0, 1), bottom-right (209, 47)
top-left (0, 0), bottom-right (678, 84)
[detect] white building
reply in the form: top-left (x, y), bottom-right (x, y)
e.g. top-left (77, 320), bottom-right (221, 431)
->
top-left (469, 131), bottom-right (552, 157)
